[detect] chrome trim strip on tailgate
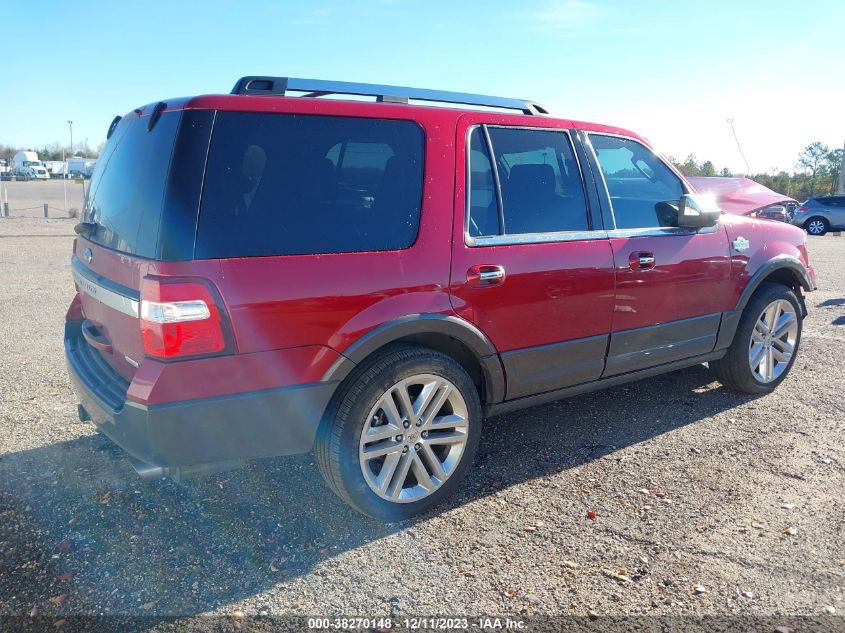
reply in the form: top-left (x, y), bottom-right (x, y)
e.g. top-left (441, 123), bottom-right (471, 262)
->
top-left (71, 257), bottom-right (140, 318)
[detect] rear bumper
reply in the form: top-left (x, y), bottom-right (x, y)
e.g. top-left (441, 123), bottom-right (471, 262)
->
top-left (65, 322), bottom-right (338, 469)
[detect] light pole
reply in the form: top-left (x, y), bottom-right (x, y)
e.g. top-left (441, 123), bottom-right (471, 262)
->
top-left (62, 146), bottom-right (68, 216)
top-left (68, 120), bottom-right (73, 156)
top-left (838, 139), bottom-right (845, 194)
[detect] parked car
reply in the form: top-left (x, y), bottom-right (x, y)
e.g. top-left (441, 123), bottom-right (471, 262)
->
top-left (65, 76), bottom-right (816, 520)
top-left (792, 196), bottom-right (845, 235)
top-left (754, 205), bottom-right (790, 222)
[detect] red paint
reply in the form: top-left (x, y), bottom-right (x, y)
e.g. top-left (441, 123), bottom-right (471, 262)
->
top-left (608, 229), bottom-right (733, 331)
top-left (126, 345), bottom-right (340, 404)
top-left (449, 112), bottom-right (616, 353)
top-left (69, 92), bottom-right (814, 408)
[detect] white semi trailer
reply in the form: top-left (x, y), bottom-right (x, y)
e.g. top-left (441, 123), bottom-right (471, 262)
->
top-left (66, 157), bottom-right (97, 178)
top-left (12, 151), bottom-right (50, 180)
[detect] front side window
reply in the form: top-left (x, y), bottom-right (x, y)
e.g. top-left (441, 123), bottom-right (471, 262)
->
top-left (467, 126), bottom-right (589, 237)
top-left (196, 113), bottom-right (424, 258)
top-left (589, 134), bottom-right (684, 229)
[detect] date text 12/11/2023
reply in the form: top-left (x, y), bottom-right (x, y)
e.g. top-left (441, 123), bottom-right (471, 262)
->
top-left (307, 617), bottom-right (527, 630)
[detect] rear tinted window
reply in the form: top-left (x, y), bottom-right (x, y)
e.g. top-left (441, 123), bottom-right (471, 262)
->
top-left (84, 112), bottom-right (181, 257)
top-left (467, 127), bottom-right (589, 236)
top-left (818, 196), bottom-right (845, 207)
top-left (195, 113), bottom-right (424, 258)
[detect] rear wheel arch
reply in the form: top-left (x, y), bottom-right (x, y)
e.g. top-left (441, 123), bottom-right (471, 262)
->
top-left (322, 315), bottom-right (506, 405)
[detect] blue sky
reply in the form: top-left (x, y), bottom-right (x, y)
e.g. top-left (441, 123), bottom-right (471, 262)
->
top-left (1, 0), bottom-right (842, 173)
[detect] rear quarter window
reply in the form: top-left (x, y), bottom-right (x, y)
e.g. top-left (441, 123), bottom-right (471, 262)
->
top-left (195, 113), bottom-right (425, 258)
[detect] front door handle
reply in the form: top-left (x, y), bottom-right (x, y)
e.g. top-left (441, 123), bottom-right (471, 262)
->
top-left (467, 264), bottom-right (506, 287)
top-left (628, 252), bottom-right (655, 270)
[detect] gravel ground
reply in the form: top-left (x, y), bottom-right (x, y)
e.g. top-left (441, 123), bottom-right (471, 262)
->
top-left (0, 217), bottom-right (843, 632)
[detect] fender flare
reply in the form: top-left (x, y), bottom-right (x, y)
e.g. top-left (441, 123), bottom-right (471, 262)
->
top-left (735, 255), bottom-right (813, 312)
top-left (715, 255), bottom-right (813, 351)
top-left (322, 314), bottom-right (506, 404)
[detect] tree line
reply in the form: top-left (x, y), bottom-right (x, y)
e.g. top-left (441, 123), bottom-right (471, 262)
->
top-left (1, 141), bottom-right (101, 162)
top-left (668, 141), bottom-right (843, 202)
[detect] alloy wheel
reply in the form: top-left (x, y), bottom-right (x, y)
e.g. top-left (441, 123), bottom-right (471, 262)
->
top-left (807, 220), bottom-right (825, 235)
top-left (358, 374), bottom-right (469, 503)
top-left (748, 299), bottom-right (799, 383)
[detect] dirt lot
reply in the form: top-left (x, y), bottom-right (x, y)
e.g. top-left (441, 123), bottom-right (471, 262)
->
top-left (0, 217), bottom-right (843, 631)
top-left (1, 179), bottom-right (87, 219)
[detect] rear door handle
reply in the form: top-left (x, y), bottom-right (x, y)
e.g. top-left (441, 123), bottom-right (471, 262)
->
top-left (467, 264), bottom-right (506, 287)
top-left (628, 252), bottom-right (655, 270)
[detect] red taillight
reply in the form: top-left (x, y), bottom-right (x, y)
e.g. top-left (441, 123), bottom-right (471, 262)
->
top-left (797, 206), bottom-right (809, 213)
top-left (140, 277), bottom-right (232, 359)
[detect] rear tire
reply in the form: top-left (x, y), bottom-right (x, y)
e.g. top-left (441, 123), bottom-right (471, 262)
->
top-left (805, 217), bottom-right (828, 236)
top-left (315, 344), bottom-right (482, 521)
top-left (710, 283), bottom-right (802, 394)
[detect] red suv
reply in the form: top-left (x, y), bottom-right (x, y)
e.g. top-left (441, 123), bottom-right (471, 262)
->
top-left (66, 76), bottom-right (816, 520)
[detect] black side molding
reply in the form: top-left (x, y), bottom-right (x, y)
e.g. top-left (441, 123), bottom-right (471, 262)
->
top-left (485, 351), bottom-right (725, 418)
top-left (322, 314), bottom-right (506, 404)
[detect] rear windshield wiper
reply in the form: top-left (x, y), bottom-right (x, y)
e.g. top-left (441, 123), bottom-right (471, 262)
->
top-left (74, 222), bottom-right (98, 238)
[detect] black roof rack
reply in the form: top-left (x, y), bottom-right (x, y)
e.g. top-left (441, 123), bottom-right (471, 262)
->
top-left (230, 76), bottom-right (548, 115)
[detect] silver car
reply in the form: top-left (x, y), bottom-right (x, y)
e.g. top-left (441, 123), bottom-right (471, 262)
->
top-left (792, 196), bottom-right (845, 235)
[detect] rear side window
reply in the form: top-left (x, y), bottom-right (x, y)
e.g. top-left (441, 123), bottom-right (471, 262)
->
top-left (195, 113), bottom-right (424, 258)
top-left (589, 134), bottom-right (683, 229)
top-left (468, 127), bottom-right (589, 237)
top-left (84, 111), bottom-right (181, 257)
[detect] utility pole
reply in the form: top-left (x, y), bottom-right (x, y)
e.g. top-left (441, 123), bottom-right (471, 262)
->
top-left (838, 139), bottom-right (845, 194)
top-left (68, 120), bottom-right (74, 156)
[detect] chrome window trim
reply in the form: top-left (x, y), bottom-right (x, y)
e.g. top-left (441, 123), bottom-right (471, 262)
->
top-left (467, 230), bottom-right (609, 247)
top-left (464, 124), bottom-right (604, 247)
top-left (606, 225), bottom-right (718, 239)
top-left (584, 132), bottom-right (692, 233)
top-left (71, 259), bottom-right (140, 318)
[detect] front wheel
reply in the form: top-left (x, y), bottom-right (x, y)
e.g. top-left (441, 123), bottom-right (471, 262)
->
top-left (315, 345), bottom-right (482, 521)
top-left (710, 283), bottom-right (802, 394)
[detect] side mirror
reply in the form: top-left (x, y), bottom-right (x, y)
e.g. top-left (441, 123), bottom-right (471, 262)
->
top-left (678, 193), bottom-right (721, 228)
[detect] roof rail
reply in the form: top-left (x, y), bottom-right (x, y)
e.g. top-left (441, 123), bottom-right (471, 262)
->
top-left (230, 76), bottom-right (548, 115)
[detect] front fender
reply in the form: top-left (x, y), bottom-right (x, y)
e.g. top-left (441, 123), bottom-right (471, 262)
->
top-left (735, 254), bottom-right (813, 312)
